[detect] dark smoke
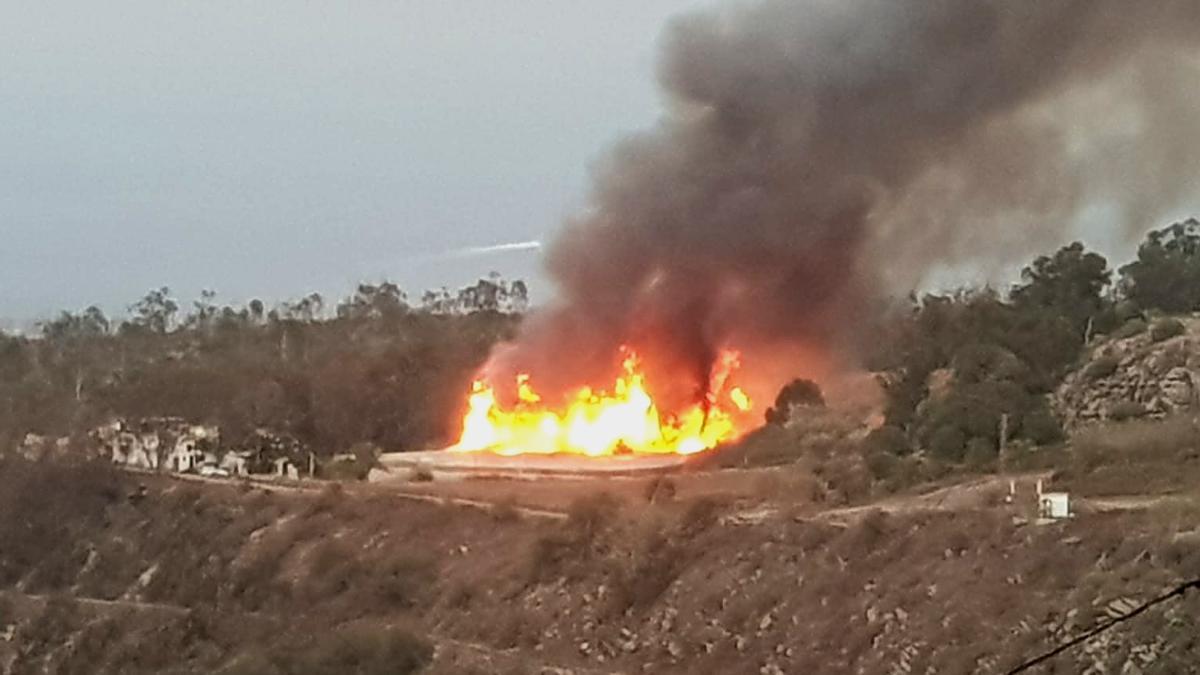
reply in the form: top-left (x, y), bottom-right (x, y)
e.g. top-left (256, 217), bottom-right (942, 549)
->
top-left (489, 0), bottom-right (1200, 407)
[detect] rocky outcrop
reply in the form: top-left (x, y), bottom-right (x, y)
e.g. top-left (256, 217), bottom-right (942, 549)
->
top-left (1054, 317), bottom-right (1200, 428)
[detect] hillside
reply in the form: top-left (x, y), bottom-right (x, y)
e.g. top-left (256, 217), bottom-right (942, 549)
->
top-left (7, 222), bottom-right (1200, 673)
top-left (1, 450), bottom-right (1197, 674)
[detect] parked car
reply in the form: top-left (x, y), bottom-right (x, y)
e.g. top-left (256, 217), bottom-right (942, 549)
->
top-left (198, 465), bottom-right (230, 478)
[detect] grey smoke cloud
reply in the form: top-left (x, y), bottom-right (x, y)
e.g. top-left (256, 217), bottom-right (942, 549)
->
top-left (492, 0), bottom-right (1200, 404)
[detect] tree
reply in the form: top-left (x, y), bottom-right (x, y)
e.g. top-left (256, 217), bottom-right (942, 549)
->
top-left (248, 299), bottom-right (265, 324)
top-left (1010, 241), bottom-right (1111, 334)
top-left (454, 274), bottom-right (529, 314)
top-left (765, 378), bottom-right (825, 425)
top-left (184, 289), bottom-right (219, 333)
top-left (126, 287), bottom-right (178, 334)
top-left (456, 278), bottom-right (503, 313)
top-left (420, 288), bottom-right (454, 314)
top-left (39, 306), bottom-right (109, 342)
top-left (1119, 218), bottom-right (1200, 313)
top-left (337, 283), bottom-right (405, 321)
top-left (38, 306), bottom-right (112, 405)
top-left (279, 293), bottom-right (325, 323)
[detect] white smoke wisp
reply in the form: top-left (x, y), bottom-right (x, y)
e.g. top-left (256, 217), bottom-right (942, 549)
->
top-left (449, 240), bottom-right (543, 258)
top-left (401, 240), bottom-right (543, 263)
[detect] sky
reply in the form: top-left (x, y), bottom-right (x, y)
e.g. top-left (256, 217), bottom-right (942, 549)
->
top-left (0, 0), bottom-right (703, 323)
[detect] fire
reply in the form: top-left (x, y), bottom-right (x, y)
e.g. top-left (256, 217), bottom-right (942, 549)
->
top-left (451, 348), bottom-right (754, 456)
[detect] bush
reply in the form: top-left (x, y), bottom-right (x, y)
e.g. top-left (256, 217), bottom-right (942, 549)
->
top-left (863, 450), bottom-right (899, 481)
top-left (1111, 318), bottom-right (1147, 340)
top-left (0, 458), bottom-right (124, 590)
top-left (1065, 416), bottom-right (1200, 495)
top-left (679, 497), bottom-right (721, 537)
top-left (371, 556), bottom-right (437, 609)
top-left (1084, 355), bottom-right (1120, 380)
top-left (490, 496), bottom-right (521, 523)
top-left (765, 378), bottom-right (825, 425)
top-left (863, 425), bottom-right (911, 456)
top-left (608, 524), bottom-right (683, 615)
top-left (1107, 400), bottom-right (1148, 421)
top-left (929, 426), bottom-right (967, 462)
top-left (964, 437), bottom-right (997, 469)
top-left (528, 492), bottom-right (620, 583)
top-left (566, 492), bottom-right (619, 541)
top-left (1150, 318), bottom-right (1186, 342)
top-left (0, 594), bottom-right (13, 626)
top-left (276, 623), bottom-right (433, 675)
top-left (1021, 409), bottom-right (1064, 445)
top-left (643, 475), bottom-right (677, 504)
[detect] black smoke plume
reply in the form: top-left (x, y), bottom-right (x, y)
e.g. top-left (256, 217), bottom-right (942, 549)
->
top-left (488, 0), bottom-right (1200, 407)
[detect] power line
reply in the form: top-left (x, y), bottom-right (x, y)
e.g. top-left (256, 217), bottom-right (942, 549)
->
top-left (1006, 578), bottom-right (1200, 674)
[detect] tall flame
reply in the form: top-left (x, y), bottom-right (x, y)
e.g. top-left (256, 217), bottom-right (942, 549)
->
top-left (451, 348), bottom-right (753, 456)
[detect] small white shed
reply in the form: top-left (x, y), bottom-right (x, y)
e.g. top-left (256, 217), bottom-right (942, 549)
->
top-left (1039, 492), bottom-right (1071, 519)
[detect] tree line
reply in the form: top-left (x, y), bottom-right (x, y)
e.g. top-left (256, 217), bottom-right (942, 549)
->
top-left (865, 217), bottom-right (1200, 463)
top-left (6, 218), bottom-right (1200, 465)
top-left (0, 275), bottom-right (528, 457)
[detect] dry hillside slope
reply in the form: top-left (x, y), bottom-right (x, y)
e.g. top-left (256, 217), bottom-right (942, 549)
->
top-left (0, 453), bottom-right (1198, 674)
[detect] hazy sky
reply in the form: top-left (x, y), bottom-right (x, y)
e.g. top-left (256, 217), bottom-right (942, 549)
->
top-left (0, 1), bottom-right (701, 321)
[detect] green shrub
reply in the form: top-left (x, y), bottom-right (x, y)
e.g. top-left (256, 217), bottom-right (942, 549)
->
top-left (863, 450), bottom-right (898, 481)
top-left (1021, 409), bottom-right (1064, 445)
top-left (1113, 300), bottom-right (1144, 323)
top-left (929, 425), bottom-right (967, 462)
top-left (1084, 355), bottom-right (1120, 380)
top-left (1111, 318), bottom-right (1147, 340)
top-left (863, 425), bottom-right (911, 456)
top-left (1150, 318), bottom-right (1186, 342)
top-left (964, 437), bottom-right (997, 469)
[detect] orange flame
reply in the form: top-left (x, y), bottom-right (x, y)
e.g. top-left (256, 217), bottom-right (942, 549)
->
top-left (451, 348), bottom-right (754, 456)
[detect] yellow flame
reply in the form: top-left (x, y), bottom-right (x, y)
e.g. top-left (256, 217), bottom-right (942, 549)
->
top-left (450, 349), bottom-right (753, 456)
top-left (730, 387), bottom-right (752, 411)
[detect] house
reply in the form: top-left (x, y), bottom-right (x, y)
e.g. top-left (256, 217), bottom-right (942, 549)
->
top-left (165, 425), bottom-right (220, 473)
top-left (95, 418), bottom-right (219, 473)
top-left (15, 434), bottom-right (71, 461)
top-left (220, 450), bottom-right (251, 476)
top-left (94, 419), bottom-right (155, 470)
top-left (272, 456), bottom-right (300, 480)
top-left (236, 428), bottom-right (307, 475)
top-left (91, 418), bottom-right (309, 481)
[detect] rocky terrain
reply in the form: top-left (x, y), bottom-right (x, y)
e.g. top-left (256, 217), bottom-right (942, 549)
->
top-left (1055, 316), bottom-right (1200, 428)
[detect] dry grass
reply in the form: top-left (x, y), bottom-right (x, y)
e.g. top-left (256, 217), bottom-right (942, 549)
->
top-left (489, 495), bottom-right (521, 523)
top-left (0, 458), bottom-right (124, 590)
top-left (1058, 415), bottom-right (1200, 495)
